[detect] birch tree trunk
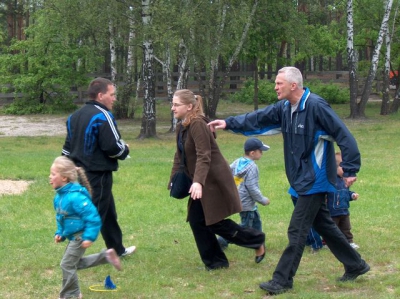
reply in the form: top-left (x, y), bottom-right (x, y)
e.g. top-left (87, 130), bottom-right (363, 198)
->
top-left (355, 0), bottom-right (393, 118)
top-left (206, 0), bottom-right (258, 118)
top-left (206, 4), bottom-right (227, 119)
top-left (154, 44), bottom-right (175, 132)
top-left (177, 39), bottom-right (189, 90)
top-left (120, 6), bottom-right (137, 119)
top-left (347, 0), bottom-right (359, 118)
top-left (126, 6), bottom-right (137, 118)
top-left (380, 5), bottom-right (397, 116)
top-left (109, 19), bottom-right (117, 82)
top-left (138, 0), bottom-right (156, 139)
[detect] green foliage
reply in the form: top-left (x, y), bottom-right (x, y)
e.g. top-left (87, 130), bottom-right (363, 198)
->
top-left (2, 97), bottom-right (77, 115)
top-left (306, 80), bottom-right (350, 104)
top-left (228, 79), bottom-right (278, 105)
top-left (0, 0), bottom-right (108, 115)
top-left (228, 78), bottom-right (350, 105)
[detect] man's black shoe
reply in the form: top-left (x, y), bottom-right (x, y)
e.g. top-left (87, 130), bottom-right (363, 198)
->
top-left (337, 262), bottom-right (370, 282)
top-left (259, 280), bottom-right (292, 295)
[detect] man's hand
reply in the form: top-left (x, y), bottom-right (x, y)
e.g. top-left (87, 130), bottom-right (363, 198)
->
top-left (208, 120), bottom-right (226, 132)
top-left (343, 176), bottom-right (357, 188)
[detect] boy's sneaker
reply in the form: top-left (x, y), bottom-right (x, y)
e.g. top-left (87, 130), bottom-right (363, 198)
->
top-left (121, 245), bottom-right (136, 257)
top-left (337, 261), bottom-right (370, 282)
top-left (106, 249), bottom-right (122, 271)
top-left (259, 280), bottom-right (292, 295)
top-left (350, 242), bottom-right (360, 249)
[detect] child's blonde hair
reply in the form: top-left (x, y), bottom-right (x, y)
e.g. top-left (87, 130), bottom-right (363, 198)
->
top-left (52, 156), bottom-right (93, 197)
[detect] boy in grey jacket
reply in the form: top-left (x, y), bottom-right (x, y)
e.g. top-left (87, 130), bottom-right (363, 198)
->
top-left (218, 138), bottom-right (270, 258)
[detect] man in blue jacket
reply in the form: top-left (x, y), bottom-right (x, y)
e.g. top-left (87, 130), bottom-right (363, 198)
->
top-left (208, 66), bottom-right (369, 295)
top-left (62, 77), bottom-right (136, 257)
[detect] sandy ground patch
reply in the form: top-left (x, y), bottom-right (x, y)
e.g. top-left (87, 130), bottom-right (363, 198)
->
top-left (0, 180), bottom-right (32, 196)
top-left (0, 115), bottom-right (66, 137)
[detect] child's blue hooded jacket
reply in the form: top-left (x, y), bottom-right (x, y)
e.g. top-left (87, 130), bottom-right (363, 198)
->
top-left (54, 182), bottom-right (101, 242)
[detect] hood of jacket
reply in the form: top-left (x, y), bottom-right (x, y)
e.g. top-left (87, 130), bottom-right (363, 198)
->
top-left (56, 182), bottom-right (90, 198)
top-left (232, 157), bottom-right (254, 178)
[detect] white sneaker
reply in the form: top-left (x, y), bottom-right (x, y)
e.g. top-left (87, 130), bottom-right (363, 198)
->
top-left (106, 249), bottom-right (122, 271)
top-left (121, 245), bottom-right (136, 257)
top-left (350, 242), bottom-right (360, 249)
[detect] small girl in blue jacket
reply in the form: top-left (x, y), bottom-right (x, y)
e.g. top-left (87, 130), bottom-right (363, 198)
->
top-left (50, 156), bottom-right (121, 299)
top-left (326, 152), bottom-right (360, 249)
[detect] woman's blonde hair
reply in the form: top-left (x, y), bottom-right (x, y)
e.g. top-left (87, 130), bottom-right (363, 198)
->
top-left (173, 89), bottom-right (204, 126)
top-left (52, 156), bottom-right (93, 197)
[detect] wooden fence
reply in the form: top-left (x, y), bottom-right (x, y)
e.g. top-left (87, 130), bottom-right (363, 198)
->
top-left (0, 71), bottom-right (383, 105)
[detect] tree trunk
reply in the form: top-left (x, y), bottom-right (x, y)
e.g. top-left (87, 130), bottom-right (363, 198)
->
top-left (114, 6), bottom-right (136, 119)
top-left (382, 2), bottom-right (399, 115)
top-left (170, 38), bottom-right (190, 132)
top-left (138, 0), bottom-right (156, 139)
top-left (138, 41), bottom-right (156, 139)
top-left (357, 0), bottom-right (393, 118)
top-left (109, 20), bottom-right (117, 82)
top-left (277, 40), bottom-right (287, 71)
top-left (381, 30), bottom-right (392, 115)
top-left (253, 57), bottom-right (259, 111)
top-left (154, 44), bottom-right (175, 132)
top-left (206, 0), bottom-right (258, 118)
top-left (390, 87), bottom-right (400, 113)
top-left (177, 39), bottom-right (189, 90)
top-left (205, 4), bottom-right (227, 119)
top-left (347, 0), bottom-right (361, 118)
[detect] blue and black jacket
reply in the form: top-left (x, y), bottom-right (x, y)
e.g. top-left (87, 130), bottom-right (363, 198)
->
top-left (62, 101), bottom-right (129, 172)
top-left (225, 88), bottom-right (361, 196)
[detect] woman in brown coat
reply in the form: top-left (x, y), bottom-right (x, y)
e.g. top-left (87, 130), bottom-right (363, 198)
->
top-left (169, 89), bottom-right (265, 270)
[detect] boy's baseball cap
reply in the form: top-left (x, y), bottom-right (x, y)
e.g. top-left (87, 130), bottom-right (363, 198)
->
top-left (244, 138), bottom-right (270, 152)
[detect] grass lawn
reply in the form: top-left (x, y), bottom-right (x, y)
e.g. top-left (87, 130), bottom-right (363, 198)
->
top-left (0, 100), bottom-right (399, 298)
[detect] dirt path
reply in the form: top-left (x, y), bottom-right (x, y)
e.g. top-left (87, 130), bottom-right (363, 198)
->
top-left (0, 115), bottom-right (66, 137)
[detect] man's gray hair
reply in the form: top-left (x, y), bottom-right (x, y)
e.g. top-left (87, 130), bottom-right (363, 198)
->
top-left (278, 67), bottom-right (303, 89)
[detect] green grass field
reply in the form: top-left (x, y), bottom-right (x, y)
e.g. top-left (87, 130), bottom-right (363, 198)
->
top-left (0, 101), bottom-right (399, 298)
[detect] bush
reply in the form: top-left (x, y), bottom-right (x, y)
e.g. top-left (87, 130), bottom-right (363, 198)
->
top-left (306, 80), bottom-right (349, 104)
top-left (228, 79), bottom-right (278, 105)
top-left (3, 94), bottom-right (77, 115)
top-left (228, 78), bottom-right (350, 105)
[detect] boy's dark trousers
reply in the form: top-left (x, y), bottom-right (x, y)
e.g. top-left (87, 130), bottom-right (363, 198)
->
top-left (332, 214), bottom-right (354, 243)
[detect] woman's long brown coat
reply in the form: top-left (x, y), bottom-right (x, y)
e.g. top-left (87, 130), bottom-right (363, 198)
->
top-left (169, 116), bottom-right (242, 225)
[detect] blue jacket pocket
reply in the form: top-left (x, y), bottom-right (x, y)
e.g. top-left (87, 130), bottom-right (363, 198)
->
top-left (332, 189), bottom-right (350, 210)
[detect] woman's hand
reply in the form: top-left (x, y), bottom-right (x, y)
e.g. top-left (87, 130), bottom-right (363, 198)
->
top-left (54, 235), bottom-right (63, 243)
top-left (189, 182), bottom-right (203, 200)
